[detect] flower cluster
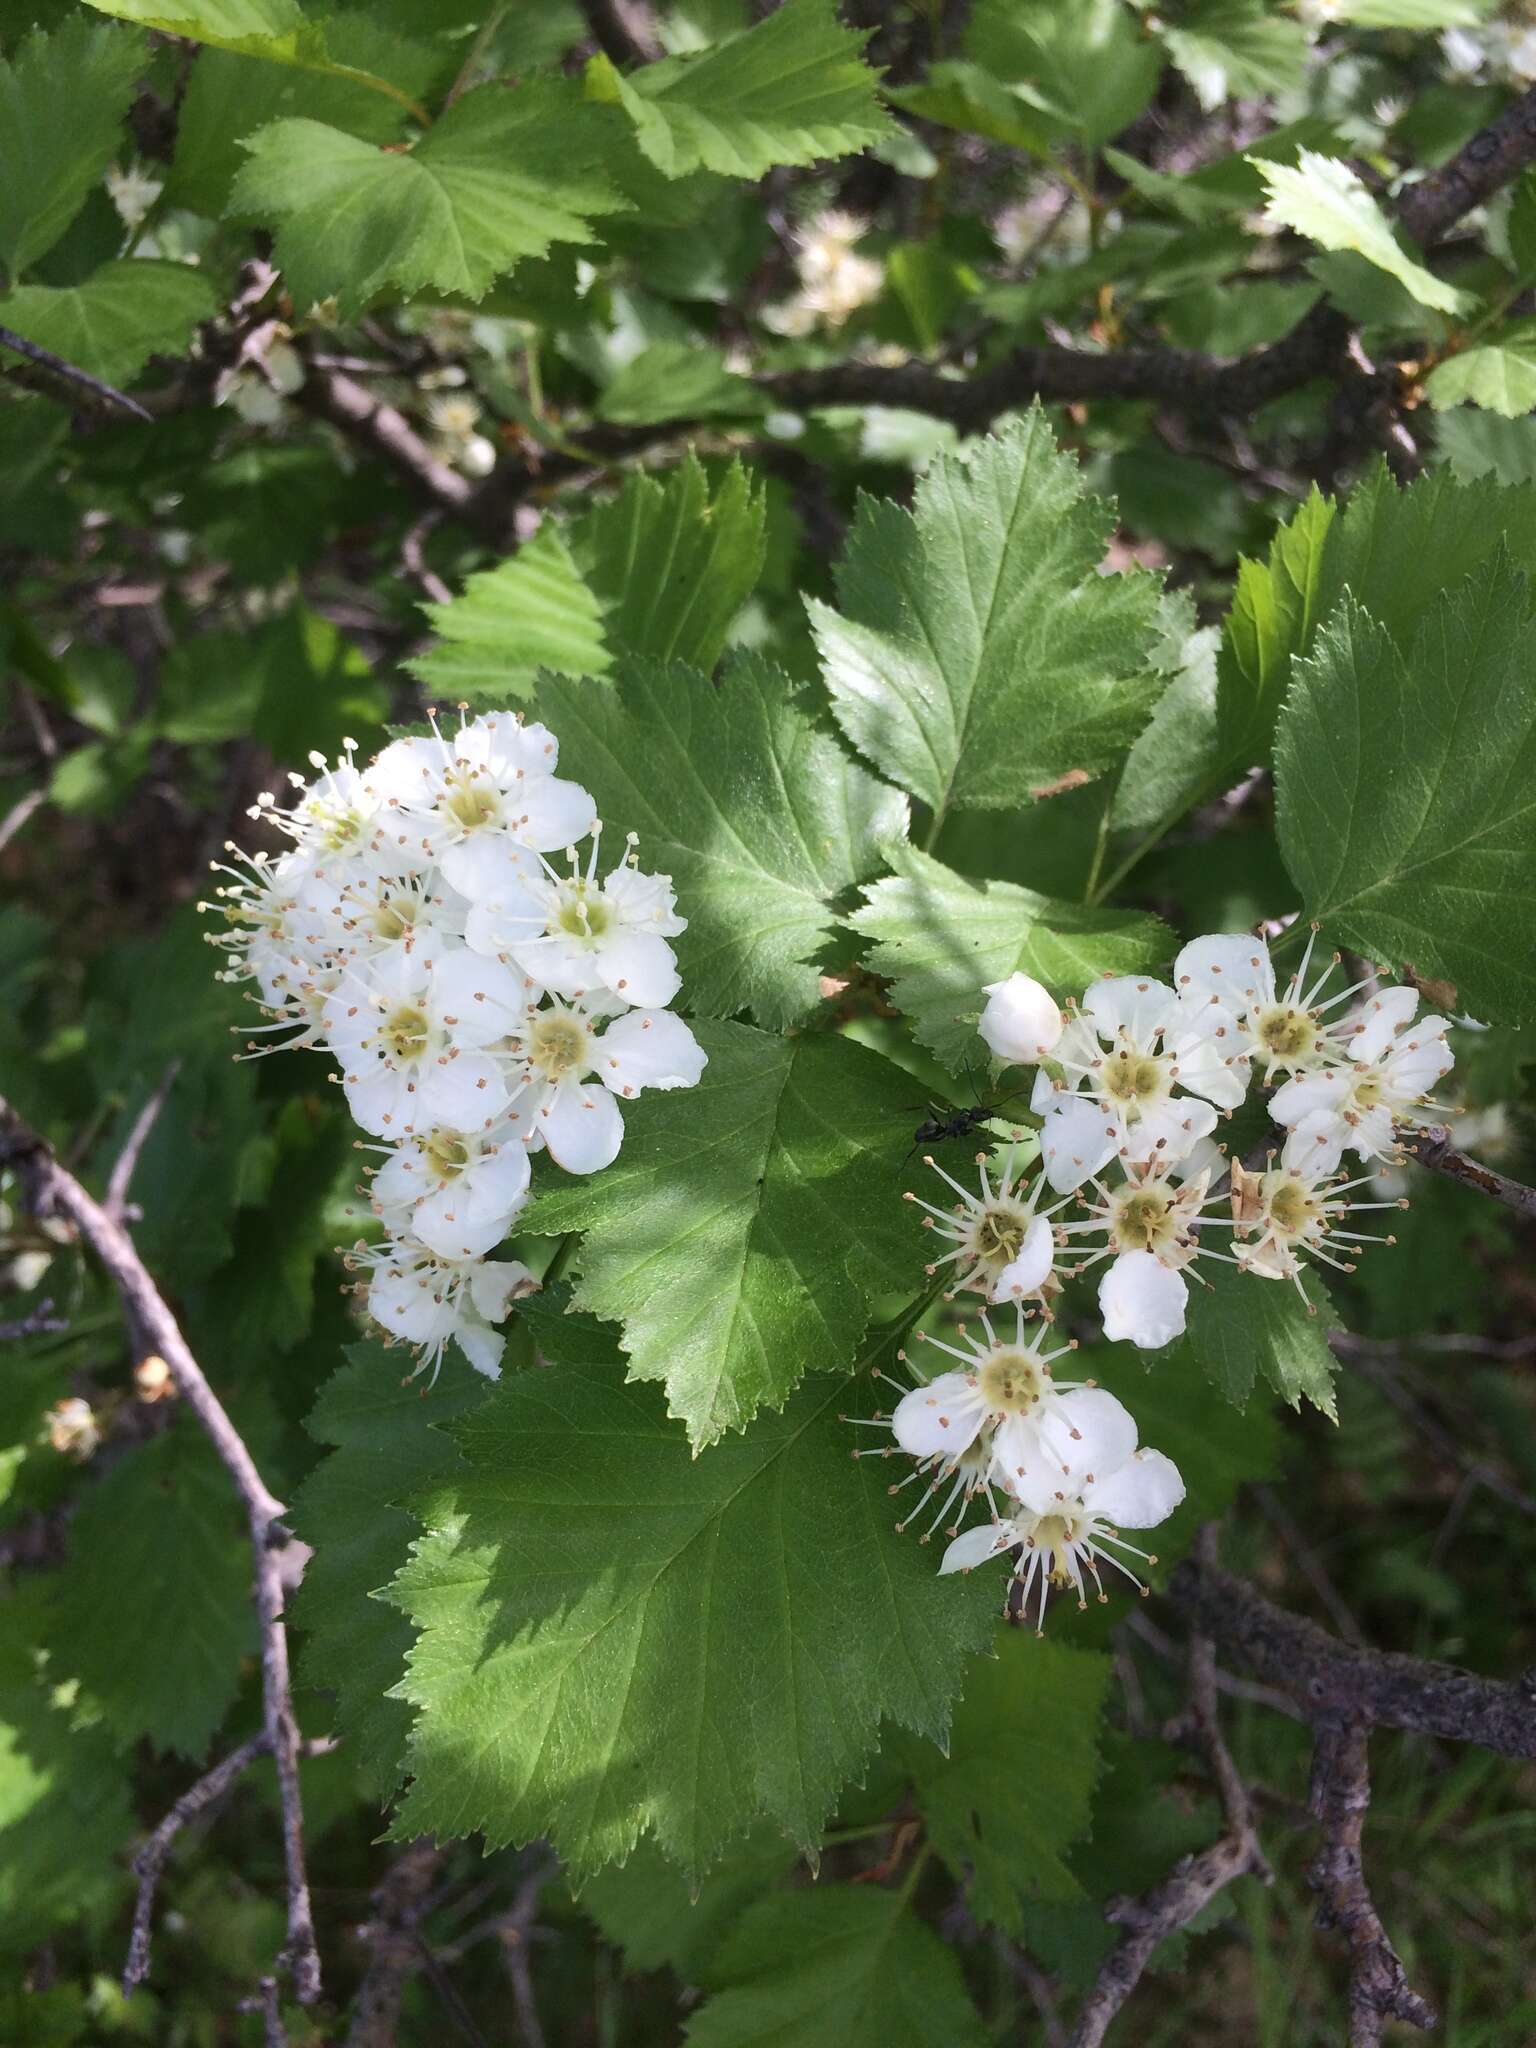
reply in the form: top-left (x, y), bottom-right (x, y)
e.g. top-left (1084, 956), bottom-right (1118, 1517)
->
top-left (767, 210), bottom-right (884, 336)
top-left (859, 925), bottom-right (1454, 1626)
top-left (206, 710), bottom-right (706, 1379)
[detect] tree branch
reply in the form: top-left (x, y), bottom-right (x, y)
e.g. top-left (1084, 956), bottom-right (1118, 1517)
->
top-left (124, 1732), bottom-right (271, 1993)
top-left (104, 1059), bottom-right (181, 1224)
top-left (1168, 1560), bottom-right (1536, 1761)
top-left (1069, 1534), bottom-right (1271, 2048)
top-left (1307, 1719), bottom-right (1436, 2045)
top-left (1401, 1122), bottom-right (1536, 1221)
top-left (0, 1095), bottom-right (322, 2006)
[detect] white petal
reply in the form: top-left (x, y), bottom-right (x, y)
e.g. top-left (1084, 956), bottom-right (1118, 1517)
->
top-left (468, 1258), bottom-right (539, 1321)
top-left (343, 1064), bottom-right (417, 1137)
top-left (1084, 1447), bottom-right (1185, 1529)
top-left (417, 1054), bottom-right (512, 1131)
top-left (1083, 976), bottom-right (1178, 1045)
top-left (411, 1178), bottom-right (527, 1261)
top-left (1346, 1102), bottom-right (1396, 1162)
top-left (1125, 1094), bottom-right (1218, 1167)
top-left (594, 930), bottom-right (682, 1009)
top-left (1168, 1002), bottom-right (1250, 1108)
top-left (1382, 1018), bottom-right (1453, 1097)
top-left (891, 1374), bottom-right (985, 1458)
top-left (938, 1521), bottom-right (1016, 1575)
top-left (599, 1009), bottom-right (707, 1095)
top-left (1040, 1384), bottom-right (1140, 1477)
top-left (1039, 1094), bottom-right (1119, 1192)
top-left (978, 973), bottom-right (1064, 1063)
top-left (1174, 933), bottom-right (1274, 1010)
top-left (508, 774), bottom-right (598, 852)
top-left (1340, 985), bottom-right (1418, 1065)
top-left (440, 833), bottom-right (539, 905)
top-left (1269, 1067), bottom-right (1351, 1128)
top-left (989, 1215), bottom-right (1055, 1301)
top-left (454, 1319), bottom-right (505, 1379)
top-left (1099, 1251), bottom-right (1188, 1350)
top-left (1280, 1110), bottom-right (1348, 1176)
top-left (431, 949), bottom-right (528, 1045)
top-left (540, 1079), bottom-right (624, 1174)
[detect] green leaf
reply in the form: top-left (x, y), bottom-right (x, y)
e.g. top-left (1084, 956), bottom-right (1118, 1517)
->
top-left (290, 1345), bottom-right (488, 1791)
top-left (889, 60), bottom-right (1057, 158)
top-left (1276, 557), bottom-right (1536, 1023)
top-left (898, 1632), bottom-right (1110, 1925)
top-left (585, 0), bottom-right (892, 181)
top-left (685, 1885), bottom-right (991, 2046)
top-left (83, 0), bottom-right (427, 113)
top-left (1159, 0), bottom-right (1308, 110)
top-left (410, 527), bottom-right (611, 705)
top-left (595, 341), bottom-right (762, 425)
top-left (0, 16), bottom-right (144, 280)
top-left (231, 79), bottom-right (630, 314)
top-left (0, 260), bottom-right (217, 384)
top-left (1425, 325), bottom-right (1536, 416)
top-left (808, 411), bottom-right (1167, 821)
top-left (1179, 1266), bottom-right (1340, 1416)
top-left (0, 1604), bottom-right (135, 1957)
top-left (574, 453), bottom-right (767, 671)
top-left (533, 655), bottom-right (905, 1031)
top-left (582, 1828), bottom-right (799, 1980)
top-left (1331, 0), bottom-right (1494, 22)
top-left (848, 843), bottom-right (1171, 1073)
top-left (967, 0), bottom-right (1161, 149)
top-left (389, 1305), bottom-right (999, 1879)
top-left (45, 1420), bottom-right (253, 1760)
top-left (410, 455), bottom-right (767, 702)
top-left (1435, 409), bottom-right (1536, 485)
top-left (1255, 152), bottom-right (1473, 315)
top-left (526, 1021), bottom-right (923, 1444)
top-left (1216, 485), bottom-right (1337, 770)
top-left (1110, 623), bottom-right (1223, 834)
top-left (163, 26), bottom-right (432, 213)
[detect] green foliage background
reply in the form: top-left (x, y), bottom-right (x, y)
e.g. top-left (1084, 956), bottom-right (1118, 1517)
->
top-left (2, 1), bottom-right (1536, 2043)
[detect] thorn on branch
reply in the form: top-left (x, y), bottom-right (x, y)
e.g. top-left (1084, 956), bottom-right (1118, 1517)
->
top-left (1307, 1718), bottom-right (1436, 2045)
top-left (104, 1060), bottom-right (181, 1225)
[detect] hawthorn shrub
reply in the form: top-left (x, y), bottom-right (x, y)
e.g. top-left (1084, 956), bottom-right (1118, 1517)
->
top-left (2, 3), bottom-right (1536, 2045)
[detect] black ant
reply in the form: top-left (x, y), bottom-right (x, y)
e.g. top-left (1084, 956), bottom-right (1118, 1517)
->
top-left (903, 1068), bottom-right (1025, 1167)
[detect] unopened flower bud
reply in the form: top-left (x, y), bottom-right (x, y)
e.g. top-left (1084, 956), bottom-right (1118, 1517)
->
top-left (978, 973), bottom-right (1064, 1064)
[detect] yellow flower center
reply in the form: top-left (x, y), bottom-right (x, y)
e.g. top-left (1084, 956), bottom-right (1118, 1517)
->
top-left (1256, 1003), bottom-right (1317, 1060)
top-left (978, 1350), bottom-right (1047, 1414)
top-left (973, 1203), bottom-right (1028, 1266)
top-left (444, 770), bottom-right (499, 831)
top-left (1101, 1049), bottom-right (1164, 1103)
top-left (555, 884), bottom-right (612, 941)
top-left (1112, 1187), bottom-right (1174, 1253)
top-left (382, 1003), bottom-right (431, 1061)
top-left (424, 1131), bottom-right (470, 1179)
top-left (529, 1012), bottom-right (590, 1081)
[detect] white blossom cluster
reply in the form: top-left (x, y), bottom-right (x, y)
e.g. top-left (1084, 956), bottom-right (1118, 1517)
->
top-left (206, 710), bottom-right (706, 1380)
top-left (858, 927), bottom-right (1455, 1628)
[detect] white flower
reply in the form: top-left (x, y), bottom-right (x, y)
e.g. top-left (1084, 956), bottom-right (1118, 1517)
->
top-left (357, 1242), bottom-right (539, 1379)
top-left (369, 1117), bottom-right (532, 1262)
top-left (1229, 1157), bottom-right (1406, 1297)
top-left (903, 1144), bottom-right (1068, 1306)
top-left (47, 1396), bottom-right (102, 1461)
top-left (427, 393), bottom-right (482, 441)
top-left (514, 994), bottom-right (707, 1174)
top-left (768, 210), bottom-right (884, 333)
top-left (367, 711), bottom-right (597, 893)
top-left (886, 1305), bottom-right (1088, 1488)
top-left (939, 1387), bottom-right (1183, 1628)
top-left (1269, 988), bottom-right (1454, 1173)
top-left (323, 947), bottom-right (521, 1137)
top-left (1059, 1156), bottom-right (1218, 1350)
top-left (1033, 975), bottom-right (1243, 1193)
top-left (105, 161), bottom-right (163, 228)
top-left (1173, 926), bottom-right (1363, 1080)
top-left (465, 829), bottom-right (686, 1009)
top-left (977, 972), bottom-right (1064, 1064)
